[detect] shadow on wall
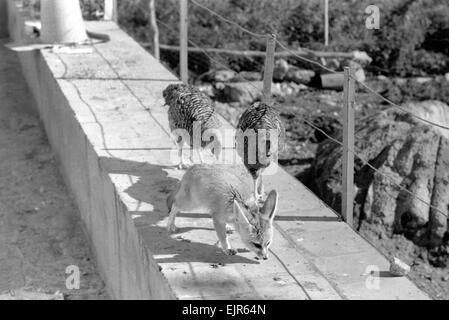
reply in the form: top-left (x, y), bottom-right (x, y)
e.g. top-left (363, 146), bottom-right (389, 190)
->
top-left (99, 156), bottom-right (259, 265)
top-left (0, 0), bottom-right (7, 39)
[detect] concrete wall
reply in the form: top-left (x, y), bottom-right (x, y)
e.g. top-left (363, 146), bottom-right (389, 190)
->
top-left (6, 0), bottom-right (174, 299)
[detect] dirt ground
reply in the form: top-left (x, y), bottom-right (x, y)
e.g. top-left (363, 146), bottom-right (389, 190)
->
top-left (0, 40), bottom-right (108, 300)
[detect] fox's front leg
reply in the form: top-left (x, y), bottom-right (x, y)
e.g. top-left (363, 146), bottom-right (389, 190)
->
top-left (212, 216), bottom-right (236, 255)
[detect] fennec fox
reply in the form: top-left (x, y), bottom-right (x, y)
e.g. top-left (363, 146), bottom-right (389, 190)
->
top-left (166, 164), bottom-right (278, 260)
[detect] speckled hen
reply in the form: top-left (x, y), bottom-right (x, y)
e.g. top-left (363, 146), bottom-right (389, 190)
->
top-left (163, 83), bottom-right (222, 169)
top-left (236, 102), bottom-right (285, 200)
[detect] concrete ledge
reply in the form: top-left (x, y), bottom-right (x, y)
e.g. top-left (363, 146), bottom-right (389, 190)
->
top-left (5, 0), bottom-right (429, 299)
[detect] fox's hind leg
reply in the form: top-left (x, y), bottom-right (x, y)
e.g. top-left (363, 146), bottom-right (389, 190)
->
top-left (167, 204), bottom-right (180, 233)
top-left (212, 215), bottom-right (236, 255)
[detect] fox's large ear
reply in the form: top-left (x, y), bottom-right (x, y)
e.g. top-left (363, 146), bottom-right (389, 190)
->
top-left (261, 190), bottom-right (278, 221)
top-left (234, 200), bottom-right (251, 227)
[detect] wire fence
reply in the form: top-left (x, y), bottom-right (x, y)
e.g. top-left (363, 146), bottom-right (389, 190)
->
top-left (116, 0), bottom-right (449, 224)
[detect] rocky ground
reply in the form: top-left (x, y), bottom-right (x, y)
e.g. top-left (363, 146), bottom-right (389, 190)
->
top-left (213, 77), bottom-right (449, 300)
top-left (0, 41), bottom-right (107, 300)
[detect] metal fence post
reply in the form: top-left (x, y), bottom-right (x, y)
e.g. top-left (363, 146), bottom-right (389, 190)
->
top-left (149, 0), bottom-right (160, 60)
top-left (179, 0), bottom-right (188, 84)
top-left (28, 0), bottom-right (37, 20)
top-left (262, 34), bottom-right (276, 104)
top-left (342, 66), bottom-right (355, 226)
top-left (104, 0), bottom-right (118, 22)
top-left (324, 0), bottom-right (329, 46)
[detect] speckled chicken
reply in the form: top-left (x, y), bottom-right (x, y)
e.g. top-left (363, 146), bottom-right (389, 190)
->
top-left (163, 83), bottom-right (222, 169)
top-left (236, 102), bottom-right (285, 200)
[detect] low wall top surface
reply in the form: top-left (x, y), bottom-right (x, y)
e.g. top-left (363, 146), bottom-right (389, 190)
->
top-left (6, 0), bottom-right (429, 299)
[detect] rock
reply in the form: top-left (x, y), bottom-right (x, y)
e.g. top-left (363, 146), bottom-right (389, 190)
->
top-left (215, 82), bottom-right (226, 91)
top-left (352, 50), bottom-right (372, 66)
top-left (284, 67), bottom-right (315, 85)
top-left (385, 77), bottom-right (449, 106)
top-left (217, 81), bottom-right (283, 105)
top-left (272, 82), bottom-right (307, 97)
top-left (408, 100), bottom-right (449, 139)
top-left (354, 67), bottom-right (366, 83)
top-left (214, 69), bottom-right (236, 82)
top-left (234, 71), bottom-right (261, 82)
top-left (445, 73), bottom-right (449, 82)
top-left (197, 84), bottom-right (215, 97)
top-left (415, 77), bottom-right (432, 84)
top-left (218, 81), bottom-right (262, 104)
top-left (319, 73), bottom-right (344, 90)
top-left (325, 58), bottom-right (340, 70)
top-left (311, 102), bottom-right (449, 246)
top-left (273, 59), bottom-right (289, 81)
top-left (389, 257), bottom-right (411, 276)
top-left (342, 60), bottom-right (365, 83)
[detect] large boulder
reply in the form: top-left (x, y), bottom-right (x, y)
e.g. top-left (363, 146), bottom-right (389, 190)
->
top-left (311, 101), bottom-right (449, 247)
top-left (284, 67), bottom-right (315, 85)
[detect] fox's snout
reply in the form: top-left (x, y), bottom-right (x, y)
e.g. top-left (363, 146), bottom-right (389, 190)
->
top-left (256, 252), bottom-right (269, 260)
top-left (255, 247), bottom-right (269, 260)
top-left (261, 248), bottom-right (269, 260)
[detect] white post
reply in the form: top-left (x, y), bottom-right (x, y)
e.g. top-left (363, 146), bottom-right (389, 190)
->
top-left (40, 0), bottom-right (88, 44)
top-left (342, 66), bottom-right (355, 227)
top-left (262, 34), bottom-right (276, 104)
top-left (179, 0), bottom-right (188, 83)
top-left (104, 0), bottom-right (117, 22)
top-left (324, 0), bottom-right (329, 46)
top-left (149, 0), bottom-right (160, 60)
